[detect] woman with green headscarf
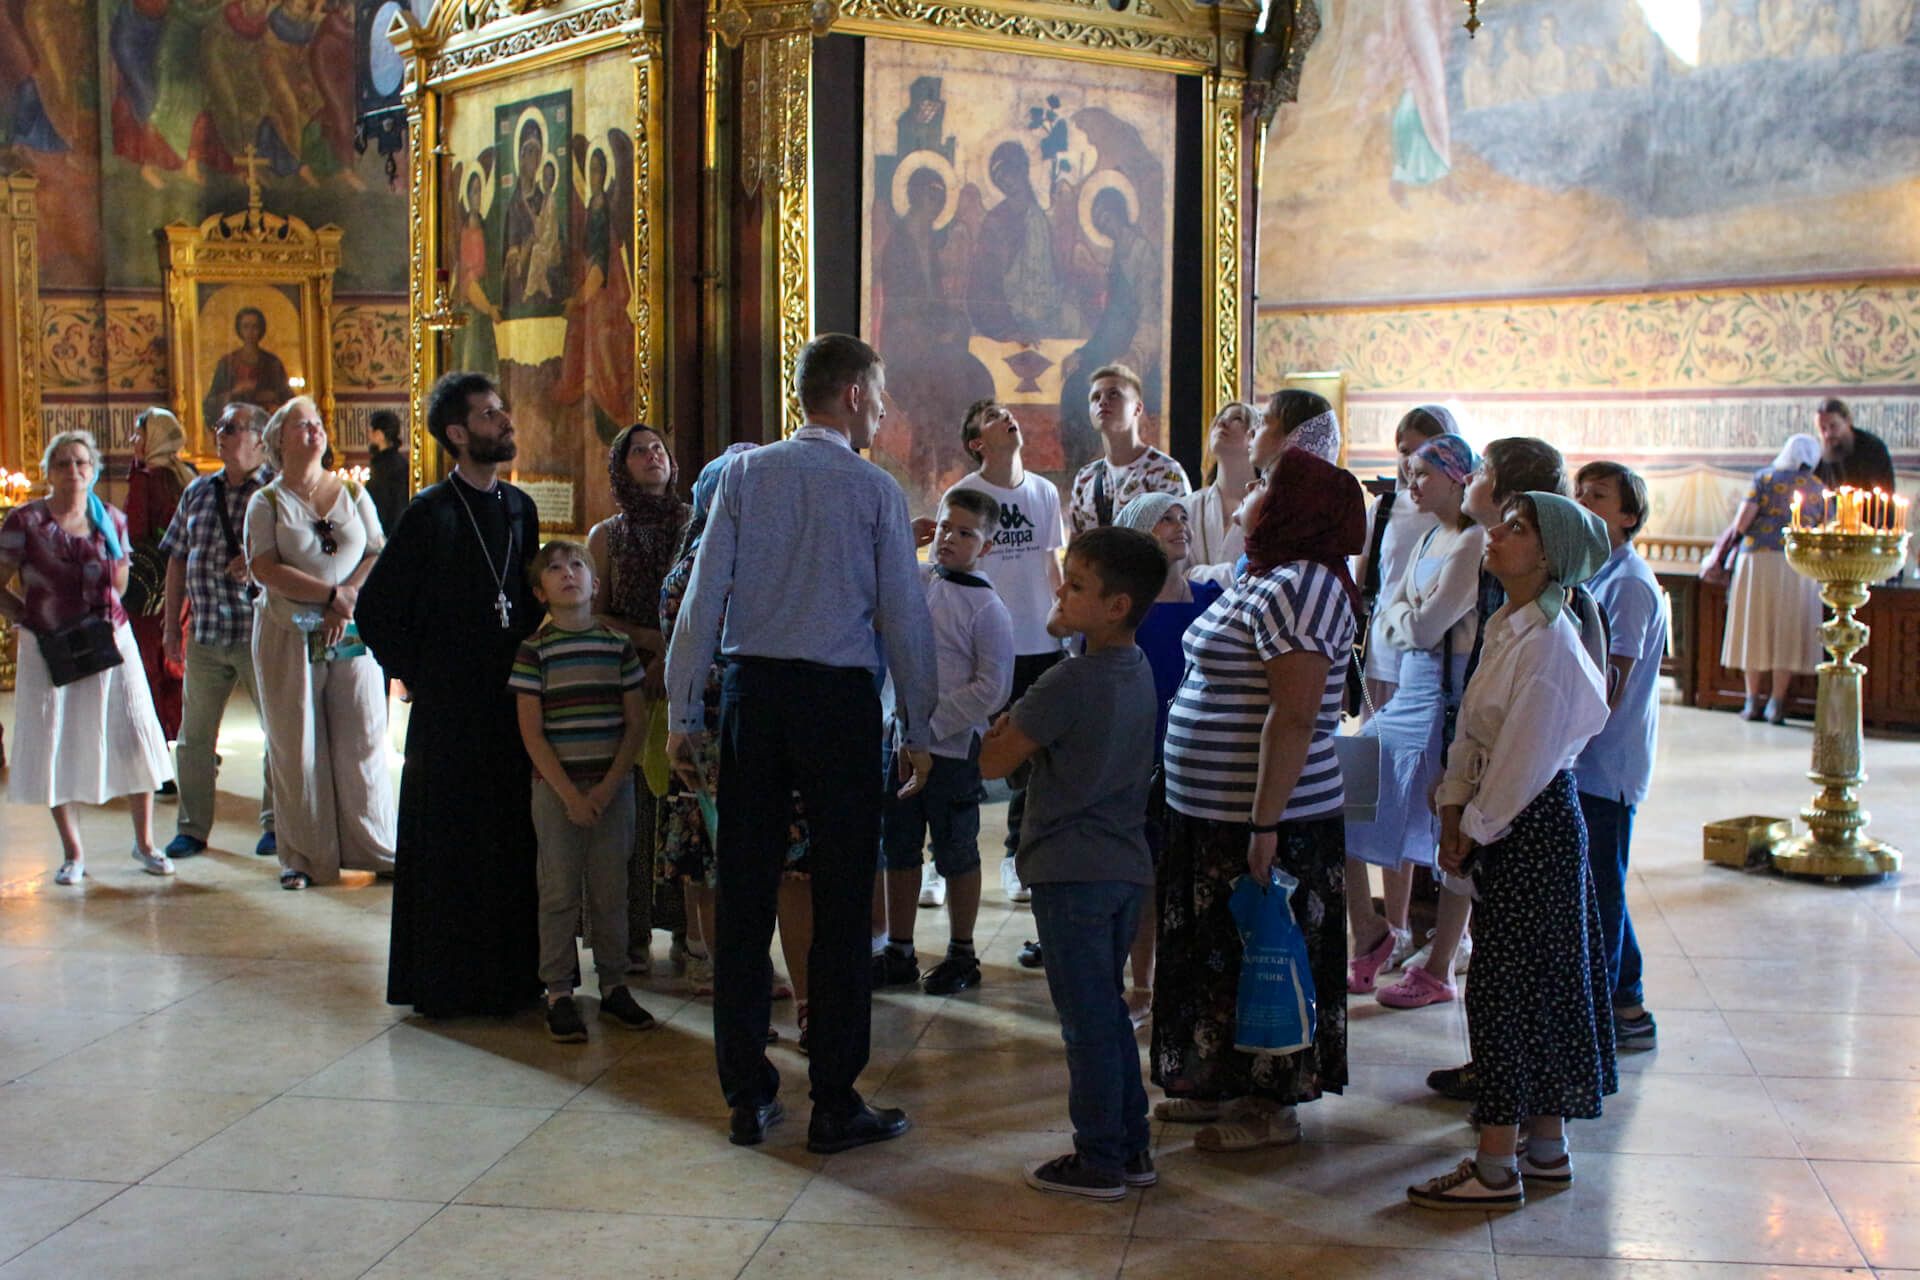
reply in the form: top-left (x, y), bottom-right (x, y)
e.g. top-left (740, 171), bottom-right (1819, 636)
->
top-left (1406, 491), bottom-right (1616, 1213)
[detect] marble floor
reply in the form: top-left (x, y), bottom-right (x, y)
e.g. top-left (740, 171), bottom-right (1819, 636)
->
top-left (2, 696), bottom-right (1918, 1279)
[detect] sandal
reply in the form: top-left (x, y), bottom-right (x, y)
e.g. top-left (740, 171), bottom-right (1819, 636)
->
top-left (1153, 1096), bottom-right (1227, 1123)
top-left (279, 869), bottom-right (312, 891)
top-left (1347, 926), bottom-right (1397, 994)
top-left (1195, 1105), bottom-right (1301, 1152)
top-left (1377, 965), bottom-right (1456, 1009)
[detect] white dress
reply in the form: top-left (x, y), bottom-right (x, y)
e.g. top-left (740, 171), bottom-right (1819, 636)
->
top-left (244, 480), bottom-right (396, 883)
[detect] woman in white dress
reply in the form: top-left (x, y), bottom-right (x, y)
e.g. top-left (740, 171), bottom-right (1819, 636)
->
top-left (0, 431), bottom-right (175, 884)
top-left (1353, 406), bottom-right (1450, 710)
top-left (1345, 434), bottom-right (1485, 1004)
top-left (246, 398), bottom-right (396, 889)
top-left (1187, 401), bottom-right (1256, 568)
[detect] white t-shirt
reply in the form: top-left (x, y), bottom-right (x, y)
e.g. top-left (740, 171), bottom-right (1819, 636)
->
top-left (951, 470), bottom-right (1065, 656)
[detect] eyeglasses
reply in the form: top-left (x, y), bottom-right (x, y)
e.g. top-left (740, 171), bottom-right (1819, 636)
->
top-left (214, 421), bottom-right (254, 437)
top-left (313, 519), bottom-right (338, 555)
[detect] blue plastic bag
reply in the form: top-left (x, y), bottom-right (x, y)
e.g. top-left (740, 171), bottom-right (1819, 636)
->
top-left (1228, 869), bottom-right (1317, 1055)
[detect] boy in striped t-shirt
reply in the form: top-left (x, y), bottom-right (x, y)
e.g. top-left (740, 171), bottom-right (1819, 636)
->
top-left (511, 540), bottom-right (657, 1043)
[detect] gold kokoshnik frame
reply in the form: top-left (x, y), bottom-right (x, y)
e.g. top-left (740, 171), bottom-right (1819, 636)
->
top-left (711, 0), bottom-right (1261, 434)
top-left (389, 0), bottom-right (668, 527)
top-left (162, 161), bottom-right (344, 455)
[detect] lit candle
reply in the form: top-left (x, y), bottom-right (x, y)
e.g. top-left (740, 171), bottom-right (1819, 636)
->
top-left (1823, 490), bottom-right (1835, 530)
top-left (1792, 491), bottom-right (1803, 531)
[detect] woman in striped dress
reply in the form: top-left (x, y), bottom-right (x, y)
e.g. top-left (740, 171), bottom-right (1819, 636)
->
top-left (1151, 446), bottom-right (1365, 1152)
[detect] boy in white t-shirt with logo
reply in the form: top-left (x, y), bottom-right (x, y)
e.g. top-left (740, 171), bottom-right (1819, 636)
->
top-left (948, 400), bottom-right (1065, 913)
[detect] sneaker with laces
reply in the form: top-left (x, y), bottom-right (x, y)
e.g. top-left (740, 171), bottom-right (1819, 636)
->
top-left (1402, 931), bottom-right (1472, 978)
top-left (872, 947), bottom-right (920, 988)
top-left (546, 996), bottom-right (589, 1043)
top-left (1426, 1062), bottom-right (1478, 1102)
top-left (1407, 1157), bottom-right (1525, 1211)
top-left (918, 863), bottom-right (946, 908)
top-left (1517, 1142), bottom-right (1574, 1184)
top-left (1194, 1103), bottom-right (1301, 1152)
top-left (921, 953), bottom-right (981, 995)
top-left (131, 846), bottom-right (175, 877)
top-left (598, 986), bottom-right (657, 1031)
top-left (1376, 965), bottom-right (1456, 1008)
top-left (1000, 858), bottom-right (1031, 904)
top-left (1123, 1151), bottom-right (1157, 1187)
top-left (54, 860), bottom-right (85, 886)
top-left (1025, 1153), bottom-right (1126, 1201)
top-left (1614, 1009), bottom-right (1658, 1052)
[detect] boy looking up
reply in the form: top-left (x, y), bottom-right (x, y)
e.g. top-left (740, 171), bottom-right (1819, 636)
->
top-left (1066, 364), bottom-right (1189, 535)
top-left (950, 400), bottom-right (1066, 906)
top-left (1573, 460), bottom-right (1665, 1052)
top-left (980, 527), bottom-right (1167, 1201)
top-left (510, 540), bottom-right (658, 1043)
top-left (877, 487), bottom-right (1015, 995)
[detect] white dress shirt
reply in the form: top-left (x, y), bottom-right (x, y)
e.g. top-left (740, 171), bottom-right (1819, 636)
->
top-left (1435, 598), bottom-right (1608, 847)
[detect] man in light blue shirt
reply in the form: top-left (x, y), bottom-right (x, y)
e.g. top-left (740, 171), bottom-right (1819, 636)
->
top-left (1573, 462), bottom-right (1667, 1053)
top-left (666, 333), bottom-right (937, 1154)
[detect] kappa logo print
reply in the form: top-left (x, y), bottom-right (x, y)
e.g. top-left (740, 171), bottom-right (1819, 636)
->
top-left (995, 503), bottom-right (1039, 547)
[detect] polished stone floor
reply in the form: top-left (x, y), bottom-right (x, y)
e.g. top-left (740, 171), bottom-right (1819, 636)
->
top-left (1, 696), bottom-right (1918, 1279)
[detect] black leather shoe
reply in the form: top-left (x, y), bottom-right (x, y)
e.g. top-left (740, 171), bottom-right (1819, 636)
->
top-left (729, 1098), bottom-right (784, 1147)
top-left (807, 1098), bottom-right (911, 1154)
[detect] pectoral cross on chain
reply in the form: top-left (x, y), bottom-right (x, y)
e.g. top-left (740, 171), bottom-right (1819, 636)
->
top-left (495, 591), bottom-right (512, 629)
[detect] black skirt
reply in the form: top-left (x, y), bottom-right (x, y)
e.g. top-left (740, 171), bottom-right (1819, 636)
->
top-left (1151, 810), bottom-right (1348, 1105)
top-left (1466, 770), bottom-right (1620, 1126)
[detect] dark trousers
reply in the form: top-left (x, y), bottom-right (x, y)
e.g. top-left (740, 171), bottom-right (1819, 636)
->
top-left (1578, 791), bottom-right (1644, 1008)
top-left (715, 659), bottom-right (882, 1116)
top-left (1030, 880), bottom-right (1150, 1175)
top-left (1001, 649), bottom-right (1066, 853)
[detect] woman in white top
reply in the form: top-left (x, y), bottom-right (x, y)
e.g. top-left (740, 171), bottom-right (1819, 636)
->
top-left (1345, 435), bottom-right (1484, 1001)
top-left (1406, 491), bottom-right (1615, 1212)
top-left (1352, 406), bottom-right (1450, 709)
top-left (246, 398), bottom-right (397, 889)
top-left (1187, 401), bottom-right (1256, 568)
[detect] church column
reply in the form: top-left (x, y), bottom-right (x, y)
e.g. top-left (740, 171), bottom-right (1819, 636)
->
top-left (1203, 70), bottom-right (1246, 432)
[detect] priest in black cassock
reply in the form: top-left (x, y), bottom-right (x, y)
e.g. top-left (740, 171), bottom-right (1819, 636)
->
top-left (359, 371), bottom-right (545, 1017)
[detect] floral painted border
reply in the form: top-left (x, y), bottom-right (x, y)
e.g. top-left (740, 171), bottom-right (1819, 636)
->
top-left (1254, 281), bottom-right (1920, 395)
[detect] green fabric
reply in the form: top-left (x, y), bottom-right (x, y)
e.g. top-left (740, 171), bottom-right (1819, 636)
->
top-left (1527, 491), bottom-right (1609, 622)
top-left (1391, 91), bottom-right (1450, 186)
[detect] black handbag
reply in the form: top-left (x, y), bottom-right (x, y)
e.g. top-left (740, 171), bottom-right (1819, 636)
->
top-left (121, 538), bottom-right (167, 617)
top-left (37, 616), bottom-right (124, 687)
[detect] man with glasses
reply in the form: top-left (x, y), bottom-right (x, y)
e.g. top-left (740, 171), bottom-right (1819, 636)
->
top-left (159, 402), bottom-right (277, 858)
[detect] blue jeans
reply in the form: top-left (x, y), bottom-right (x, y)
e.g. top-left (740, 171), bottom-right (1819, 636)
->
top-left (1579, 791), bottom-right (1644, 1008)
top-left (1030, 880), bottom-right (1150, 1175)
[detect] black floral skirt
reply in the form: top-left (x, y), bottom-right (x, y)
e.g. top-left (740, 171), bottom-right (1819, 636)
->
top-left (1151, 810), bottom-right (1348, 1105)
top-left (1466, 770), bottom-right (1619, 1127)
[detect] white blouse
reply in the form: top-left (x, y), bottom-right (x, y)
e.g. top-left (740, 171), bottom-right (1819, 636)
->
top-left (1187, 481), bottom-right (1246, 568)
top-left (1434, 599), bottom-right (1608, 847)
top-left (1353, 491), bottom-right (1439, 683)
top-left (1376, 524), bottom-right (1485, 657)
top-left (244, 479), bottom-right (385, 628)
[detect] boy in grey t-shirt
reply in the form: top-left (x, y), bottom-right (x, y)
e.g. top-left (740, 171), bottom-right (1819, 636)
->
top-left (980, 527), bottom-right (1166, 1201)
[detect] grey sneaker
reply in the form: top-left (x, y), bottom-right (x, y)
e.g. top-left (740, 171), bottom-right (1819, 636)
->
top-left (1614, 1009), bottom-right (1658, 1052)
top-left (1025, 1154), bottom-right (1125, 1201)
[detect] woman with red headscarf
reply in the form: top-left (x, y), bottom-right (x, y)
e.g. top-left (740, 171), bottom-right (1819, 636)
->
top-left (1151, 446), bottom-right (1366, 1152)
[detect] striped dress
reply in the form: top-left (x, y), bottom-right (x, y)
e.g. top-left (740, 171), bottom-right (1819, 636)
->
top-left (1152, 561), bottom-right (1354, 1106)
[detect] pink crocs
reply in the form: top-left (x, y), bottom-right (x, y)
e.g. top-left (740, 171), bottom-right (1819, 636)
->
top-left (1376, 965), bottom-right (1457, 1009)
top-left (1347, 926), bottom-right (1398, 994)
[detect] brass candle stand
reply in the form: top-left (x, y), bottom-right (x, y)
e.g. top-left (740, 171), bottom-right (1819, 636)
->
top-left (1772, 527), bottom-right (1909, 880)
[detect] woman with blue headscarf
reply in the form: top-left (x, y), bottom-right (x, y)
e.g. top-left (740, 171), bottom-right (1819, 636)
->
top-left (1407, 491), bottom-right (1615, 1212)
top-left (0, 430), bottom-right (176, 884)
top-left (655, 444), bottom-right (812, 1043)
top-left (1348, 433), bottom-right (1485, 1007)
top-left (1718, 433), bottom-right (1826, 723)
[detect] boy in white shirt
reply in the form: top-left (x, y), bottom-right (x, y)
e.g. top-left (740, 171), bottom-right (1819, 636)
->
top-left (877, 487), bottom-right (1016, 995)
top-left (949, 399), bottom-right (1066, 908)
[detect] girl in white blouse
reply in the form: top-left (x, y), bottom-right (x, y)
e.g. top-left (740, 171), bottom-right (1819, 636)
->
top-left (246, 398), bottom-right (396, 889)
top-left (1187, 401), bottom-right (1256, 567)
top-left (1345, 434), bottom-right (1483, 1002)
top-left (1406, 491), bottom-right (1614, 1213)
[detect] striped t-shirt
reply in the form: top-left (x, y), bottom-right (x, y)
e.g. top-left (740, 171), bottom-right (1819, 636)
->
top-left (509, 621), bottom-right (644, 785)
top-left (1164, 561), bottom-right (1355, 823)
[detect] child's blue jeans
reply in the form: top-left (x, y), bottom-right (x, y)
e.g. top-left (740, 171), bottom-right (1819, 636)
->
top-left (1030, 879), bottom-right (1151, 1175)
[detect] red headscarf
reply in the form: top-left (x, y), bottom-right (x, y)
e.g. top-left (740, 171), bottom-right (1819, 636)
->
top-left (1243, 446), bottom-right (1367, 610)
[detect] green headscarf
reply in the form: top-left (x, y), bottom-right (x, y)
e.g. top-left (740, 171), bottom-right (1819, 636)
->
top-left (1526, 490), bottom-right (1609, 623)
